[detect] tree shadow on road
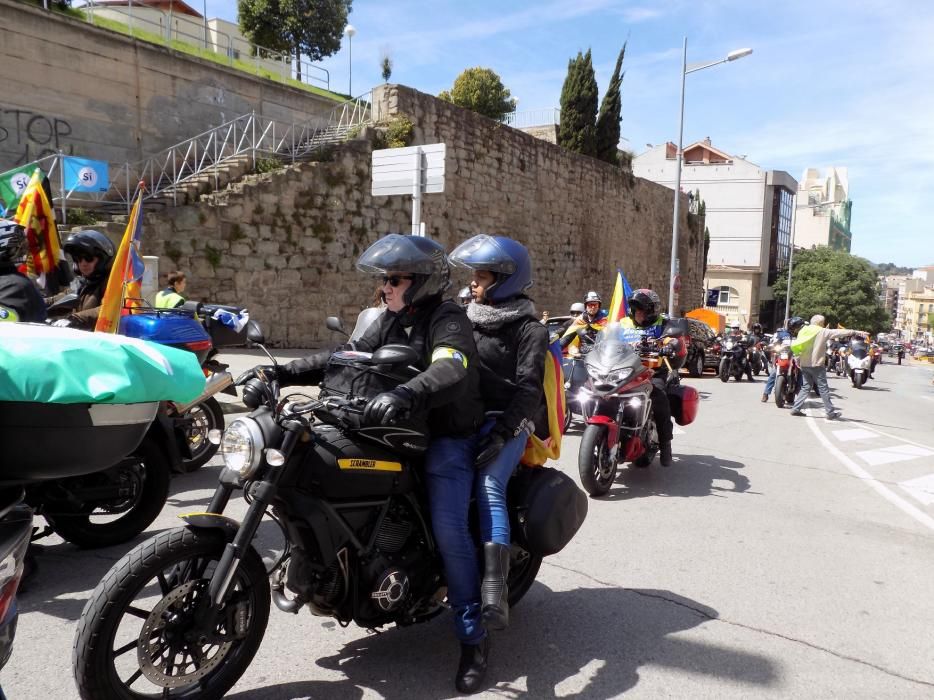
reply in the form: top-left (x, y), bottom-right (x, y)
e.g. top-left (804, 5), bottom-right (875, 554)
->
top-left (227, 584), bottom-right (779, 699)
top-left (600, 454), bottom-right (752, 501)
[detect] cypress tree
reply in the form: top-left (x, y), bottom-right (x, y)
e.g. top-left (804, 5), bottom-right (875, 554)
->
top-left (558, 49), bottom-right (599, 156)
top-left (596, 42), bottom-right (627, 165)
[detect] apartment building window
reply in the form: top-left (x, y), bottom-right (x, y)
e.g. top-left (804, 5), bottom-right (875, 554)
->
top-left (716, 286), bottom-right (738, 305)
top-left (768, 189), bottom-right (793, 285)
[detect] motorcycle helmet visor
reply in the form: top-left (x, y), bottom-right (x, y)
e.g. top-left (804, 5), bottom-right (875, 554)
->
top-left (449, 234), bottom-right (517, 274)
top-left (356, 233), bottom-right (443, 275)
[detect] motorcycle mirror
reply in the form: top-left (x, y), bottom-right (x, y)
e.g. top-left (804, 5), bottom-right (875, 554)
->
top-left (246, 320), bottom-right (266, 346)
top-left (326, 316), bottom-right (349, 337)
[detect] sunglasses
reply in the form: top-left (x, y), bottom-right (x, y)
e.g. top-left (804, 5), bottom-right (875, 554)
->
top-left (381, 274), bottom-right (414, 288)
top-left (74, 254), bottom-right (97, 263)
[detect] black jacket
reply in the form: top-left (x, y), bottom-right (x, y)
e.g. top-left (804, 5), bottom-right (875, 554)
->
top-left (281, 298), bottom-right (484, 438)
top-left (472, 309), bottom-right (548, 440)
top-left (0, 264), bottom-right (47, 323)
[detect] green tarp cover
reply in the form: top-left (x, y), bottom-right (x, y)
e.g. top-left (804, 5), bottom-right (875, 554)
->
top-left (0, 323), bottom-right (205, 404)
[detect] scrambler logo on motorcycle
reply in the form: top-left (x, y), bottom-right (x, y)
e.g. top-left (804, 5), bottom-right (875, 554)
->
top-left (337, 458), bottom-right (402, 472)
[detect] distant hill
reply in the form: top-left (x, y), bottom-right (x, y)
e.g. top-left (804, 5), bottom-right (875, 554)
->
top-left (871, 262), bottom-right (914, 276)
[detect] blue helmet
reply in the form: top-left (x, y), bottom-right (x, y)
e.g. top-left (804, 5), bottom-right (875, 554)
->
top-left (449, 234), bottom-right (532, 303)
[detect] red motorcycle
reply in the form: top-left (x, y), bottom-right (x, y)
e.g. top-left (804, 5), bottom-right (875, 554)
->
top-left (772, 340), bottom-right (801, 408)
top-left (577, 326), bottom-right (699, 496)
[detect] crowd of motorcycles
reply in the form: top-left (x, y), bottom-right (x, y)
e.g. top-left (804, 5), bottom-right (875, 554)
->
top-left (1, 301), bottom-right (894, 698)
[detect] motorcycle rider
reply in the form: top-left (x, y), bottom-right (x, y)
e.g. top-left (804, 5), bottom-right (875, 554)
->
top-left (239, 234), bottom-right (488, 694)
top-left (619, 288), bottom-right (687, 466)
top-left (0, 219), bottom-right (47, 323)
top-left (560, 291), bottom-right (606, 354)
top-left (761, 317), bottom-right (802, 402)
top-left (50, 230), bottom-right (115, 330)
top-left (449, 234), bottom-right (547, 641)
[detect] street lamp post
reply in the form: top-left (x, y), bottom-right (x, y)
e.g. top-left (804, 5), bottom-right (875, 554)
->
top-left (668, 40), bottom-right (752, 316)
top-left (345, 24), bottom-right (356, 96)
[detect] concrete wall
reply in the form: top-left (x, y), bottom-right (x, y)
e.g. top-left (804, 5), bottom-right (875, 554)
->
top-left (132, 84), bottom-right (704, 348)
top-left (0, 0), bottom-right (341, 169)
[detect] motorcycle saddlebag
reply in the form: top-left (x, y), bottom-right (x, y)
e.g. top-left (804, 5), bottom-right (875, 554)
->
top-left (508, 466), bottom-right (588, 557)
top-left (668, 384), bottom-right (699, 426)
top-left (0, 401), bottom-right (157, 483)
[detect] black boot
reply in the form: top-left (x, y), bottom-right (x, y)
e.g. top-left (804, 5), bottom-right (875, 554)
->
top-left (455, 637), bottom-right (490, 694)
top-left (481, 542), bottom-right (510, 630)
top-left (660, 440), bottom-right (673, 466)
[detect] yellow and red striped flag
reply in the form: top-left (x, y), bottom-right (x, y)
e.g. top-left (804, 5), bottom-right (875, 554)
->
top-left (14, 169), bottom-right (62, 276)
top-left (606, 268), bottom-right (634, 323)
top-left (521, 339), bottom-right (566, 466)
top-left (95, 188), bottom-right (145, 333)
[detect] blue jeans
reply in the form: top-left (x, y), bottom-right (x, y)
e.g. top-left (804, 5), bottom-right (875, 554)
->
top-left (763, 365), bottom-right (777, 396)
top-left (423, 422), bottom-right (526, 643)
top-left (792, 366), bottom-right (835, 414)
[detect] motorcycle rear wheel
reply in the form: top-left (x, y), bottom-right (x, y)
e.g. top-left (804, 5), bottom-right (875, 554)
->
top-left (578, 425), bottom-right (617, 497)
top-left (177, 397), bottom-right (224, 473)
top-left (73, 526), bottom-right (270, 700)
top-left (507, 547), bottom-right (543, 607)
top-left (49, 438), bottom-right (171, 549)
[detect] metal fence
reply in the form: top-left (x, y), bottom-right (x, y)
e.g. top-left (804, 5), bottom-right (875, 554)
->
top-left (502, 109), bottom-right (560, 129)
top-left (77, 0), bottom-right (331, 91)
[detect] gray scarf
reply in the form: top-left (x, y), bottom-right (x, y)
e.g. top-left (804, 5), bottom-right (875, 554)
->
top-left (467, 297), bottom-right (537, 331)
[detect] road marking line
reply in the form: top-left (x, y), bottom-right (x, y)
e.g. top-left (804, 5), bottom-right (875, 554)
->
top-left (854, 444), bottom-right (934, 466)
top-left (853, 425), bottom-right (934, 452)
top-left (804, 416), bottom-right (934, 532)
top-left (899, 474), bottom-right (934, 506)
top-left (831, 428), bottom-right (879, 442)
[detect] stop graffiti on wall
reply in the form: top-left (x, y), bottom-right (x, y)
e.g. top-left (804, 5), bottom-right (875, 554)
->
top-left (0, 107), bottom-right (74, 166)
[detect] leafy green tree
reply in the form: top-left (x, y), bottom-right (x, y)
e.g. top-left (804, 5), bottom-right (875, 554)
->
top-left (595, 42), bottom-right (626, 165)
top-left (380, 55), bottom-right (393, 83)
top-left (238, 0), bottom-right (352, 81)
top-left (772, 247), bottom-right (891, 333)
top-left (438, 68), bottom-right (516, 120)
top-left (558, 50), bottom-right (598, 156)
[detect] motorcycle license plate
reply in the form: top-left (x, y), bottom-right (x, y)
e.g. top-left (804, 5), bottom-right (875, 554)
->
top-left (854, 369), bottom-right (864, 374)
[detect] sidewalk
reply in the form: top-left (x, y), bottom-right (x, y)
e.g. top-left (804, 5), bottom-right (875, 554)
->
top-left (212, 347), bottom-right (319, 414)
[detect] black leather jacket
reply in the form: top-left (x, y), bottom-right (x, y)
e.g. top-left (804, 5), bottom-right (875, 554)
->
top-left (0, 263), bottom-right (47, 323)
top-left (281, 298), bottom-right (484, 438)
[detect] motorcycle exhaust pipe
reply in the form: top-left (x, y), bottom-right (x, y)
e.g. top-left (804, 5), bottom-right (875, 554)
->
top-left (271, 582), bottom-right (304, 614)
top-left (174, 371), bottom-right (234, 414)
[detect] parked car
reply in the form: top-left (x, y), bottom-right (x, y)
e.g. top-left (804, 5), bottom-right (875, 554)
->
top-left (684, 318), bottom-right (718, 377)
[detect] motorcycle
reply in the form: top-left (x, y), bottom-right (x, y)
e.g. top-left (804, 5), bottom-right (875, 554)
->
top-left (719, 335), bottom-right (753, 382)
top-left (847, 337), bottom-right (872, 388)
top-left (0, 488), bottom-right (34, 679)
top-left (73, 324), bottom-right (588, 699)
top-left (748, 339), bottom-right (767, 376)
top-left (772, 340), bottom-right (802, 408)
top-left (577, 326), bottom-right (699, 496)
top-left (561, 331), bottom-right (599, 430)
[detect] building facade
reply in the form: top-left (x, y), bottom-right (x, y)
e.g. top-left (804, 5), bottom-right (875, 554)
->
top-left (633, 138), bottom-right (797, 330)
top-left (903, 287), bottom-right (934, 344)
top-left (793, 167), bottom-right (853, 252)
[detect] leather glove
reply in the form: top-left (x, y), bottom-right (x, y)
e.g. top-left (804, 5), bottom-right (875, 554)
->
top-left (235, 364), bottom-right (277, 386)
top-left (363, 387), bottom-right (414, 426)
top-left (475, 430), bottom-right (507, 470)
top-left (51, 319), bottom-right (72, 328)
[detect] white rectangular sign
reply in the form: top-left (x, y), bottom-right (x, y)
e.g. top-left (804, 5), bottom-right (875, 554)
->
top-left (371, 143), bottom-right (446, 196)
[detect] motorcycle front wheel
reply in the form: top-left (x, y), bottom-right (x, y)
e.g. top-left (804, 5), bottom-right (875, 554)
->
top-left (177, 397), bottom-right (225, 473)
top-left (48, 438), bottom-right (171, 549)
top-left (73, 526), bottom-right (270, 700)
top-left (718, 359), bottom-right (730, 383)
top-left (774, 376), bottom-right (786, 408)
top-left (578, 424), bottom-right (617, 497)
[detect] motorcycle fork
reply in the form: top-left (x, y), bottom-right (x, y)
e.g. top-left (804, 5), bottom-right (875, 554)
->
top-left (204, 422), bottom-right (302, 609)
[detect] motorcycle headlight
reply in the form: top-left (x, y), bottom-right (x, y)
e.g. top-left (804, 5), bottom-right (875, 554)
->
top-left (725, 341), bottom-right (734, 350)
top-left (221, 417), bottom-right (265, 479)
top-left (606, 367), bottom-right (634, 385)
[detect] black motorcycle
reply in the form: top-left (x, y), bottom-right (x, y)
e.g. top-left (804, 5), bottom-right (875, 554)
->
top-left (0, 401), bottom-right (177, 548)
top-left (73, 325), bottom-right (588, 699)
top-left (718, 336), bottom-right (753, 382)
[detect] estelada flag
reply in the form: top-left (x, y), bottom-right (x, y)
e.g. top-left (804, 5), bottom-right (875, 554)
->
top-left (521, 339), bottom-right (565, 466)
top-left (606, 268), bottom-right (634, 322)
top-left (95, 189), bottom-right (145, 333)
top-left (14, 169), bottom-right (62, 276)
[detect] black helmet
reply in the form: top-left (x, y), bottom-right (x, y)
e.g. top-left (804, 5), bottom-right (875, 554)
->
top-left (627, 288), bottom-right (661, 325)
top-left (356, 234), bottom-right (451, 309)
top-left (752, 323), bottom-right (762, 334)
top-left (0, 219), bottom-right (26, 263)
top-left (786, 316), bottom-right (805, 336)
top-left (64, 229), bottom-right (115, 278)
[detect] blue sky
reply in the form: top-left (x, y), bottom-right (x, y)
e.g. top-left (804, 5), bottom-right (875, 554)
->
top-left (207, 0), bottom-right (932, 268)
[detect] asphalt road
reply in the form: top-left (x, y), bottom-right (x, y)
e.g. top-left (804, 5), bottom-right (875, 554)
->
top-left (4, 354), bottom-right (934, 699)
